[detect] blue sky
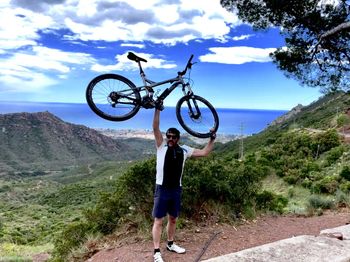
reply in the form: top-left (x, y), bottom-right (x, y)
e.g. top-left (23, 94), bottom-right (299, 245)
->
top-left (0, 0), bottom-right (322, 110)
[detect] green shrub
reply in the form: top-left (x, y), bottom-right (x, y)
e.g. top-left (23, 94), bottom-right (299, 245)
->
top-left (340, 166), bottom-right (350, 181)
top-left (51, 222), bottom-right (94, 262)
top-left (337, 113), bottom-right (350, 127)
top-left (325, 146), bottom-right (345, 166)
top-left (301, 178), bottom-right (312, 188)
top-left (255, 190), bottom-right (288, 213)
top-left (283, 169), bottom-right (301, 184)
top-left (315, 129), bottom-right (341, 154)
top-left (51, 155), bottom-right (270, 260)
top-left (51, 159), bottom-right (156, 261)
top-left (340, 181), bottom-right (350, 192)
top-left (182, 154), bottom-right (264, 218)
top-left (284, 175), bottom-right (298, 184)
top-left (301, 161), bottom-right (320, 174)
top-left (335, 189), bottom-right (350, 207)
top-left (312, 175), bottom-right (339, 194)
top-left (307, 195), bottom-right (335, 210)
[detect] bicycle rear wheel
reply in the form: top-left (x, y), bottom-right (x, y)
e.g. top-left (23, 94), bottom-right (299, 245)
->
top-left (86, 74), bottom-right (141, 121)
top-left (176, 95), bottom-right (219, 138)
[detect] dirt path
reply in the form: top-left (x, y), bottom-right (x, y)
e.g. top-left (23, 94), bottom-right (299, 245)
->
top-left (86, 210), bottom-right (350, 262)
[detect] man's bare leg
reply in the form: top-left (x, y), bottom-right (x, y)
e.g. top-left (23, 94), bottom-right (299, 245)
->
top-left (167, 215), bottom-right (177, 242)
top-left (153, 218), bottom-right (163, 249)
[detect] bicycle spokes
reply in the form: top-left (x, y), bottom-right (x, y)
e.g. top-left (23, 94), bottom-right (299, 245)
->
top-left (176, 95), bottom-right (219, 138)
top-left (86, 74), bottom-right (141, 121)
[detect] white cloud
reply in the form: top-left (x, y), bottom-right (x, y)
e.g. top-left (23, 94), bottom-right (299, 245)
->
top-left (0, 6), bottom-right (54, 51)
top-left (120, 43), bottom-right (145, 49)
top-left (0, 46), bottom-right (96, 93)
top-left (0, 0), bottom-right (243, 93)
top-left (0, 70), bottom-right (58, 93)
top-left (91, 52), bottom-right (176, 72)
top-left (3, 46), bottom-right (95, 73)
top-left (6, 0), bottom-right (241, 46)
top-left (232, 34), bottom-right (253, 41)
top-left (153, 4), bottom-right (179, 24)
top-left (200, 46), bottom-right (277, 64)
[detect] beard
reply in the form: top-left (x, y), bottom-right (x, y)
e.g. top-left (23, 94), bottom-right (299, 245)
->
top-left (167, 140), bottom-right (176, 147)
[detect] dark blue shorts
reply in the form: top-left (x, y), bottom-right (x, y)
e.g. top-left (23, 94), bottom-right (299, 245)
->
top-left (152, 185), bottom-right (182, 219)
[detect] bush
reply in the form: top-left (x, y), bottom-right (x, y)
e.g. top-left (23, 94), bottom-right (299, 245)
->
top-left (312, 175), bottom-right (339, 194)
top-left (340, 166), bottom-right (350, 181)
top-left (337, 113), bottom-right (350, 127)
top-left (255, 190), bottom-right (288, 213)
top-left (301, 161), bottom-right (320, 174)
top-left (340, 181), bottom-right (350, 192)
top-left (51, 222), bottom-right (94, 262)
top-left (301, 178), bottom-right (312, 188)
top-left (335, 189), bottom-right (350, 207)
top-left (283, 169), bottom-right (301, 184)
top-left (307, 195), bottom-right (335, 210)
top-left (51, 155), bottom-right (268, 260)
top-left (325, 146), bottom-right (345, 166)
top-left (315, 129), bottom-right (341, 154)
top-left (185, 154), bottom-right (268, 216)
top-left (51, 159), bottom-right (156, 261)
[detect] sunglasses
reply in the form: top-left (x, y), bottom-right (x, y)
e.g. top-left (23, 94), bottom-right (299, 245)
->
top-left (166, 134), bottom-right (178, 140)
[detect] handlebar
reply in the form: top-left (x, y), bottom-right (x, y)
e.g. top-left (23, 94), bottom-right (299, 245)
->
top-left (178, 54), bottom-right (194, 76)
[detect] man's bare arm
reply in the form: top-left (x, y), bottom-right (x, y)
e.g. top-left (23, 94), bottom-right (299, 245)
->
top-left (153, 109), bottom-right (163, 148)
top-left (191, 135), bottom-right (216, 157)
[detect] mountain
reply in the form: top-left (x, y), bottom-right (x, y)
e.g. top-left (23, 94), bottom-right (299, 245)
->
top-left (0, 111), bottom-right (145, 172)
top-left (269, 91), bottom-right (350, 129)
top-left (216, 91), bottom-right (350, 155)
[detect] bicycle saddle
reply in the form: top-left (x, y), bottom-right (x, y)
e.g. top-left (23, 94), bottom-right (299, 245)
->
top-left (127, 52), bottom-right (147, 63)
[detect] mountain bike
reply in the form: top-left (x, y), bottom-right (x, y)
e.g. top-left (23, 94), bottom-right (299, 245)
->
top-left (86, 52), bottom-right (219, 138)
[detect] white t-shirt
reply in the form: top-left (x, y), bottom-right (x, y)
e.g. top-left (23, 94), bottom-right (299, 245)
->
top-left (156, 141), bottom-right (194, 187)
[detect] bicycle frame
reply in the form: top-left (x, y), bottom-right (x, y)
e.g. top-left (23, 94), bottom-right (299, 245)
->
top-left (134, 59), bottom-right (193, 105)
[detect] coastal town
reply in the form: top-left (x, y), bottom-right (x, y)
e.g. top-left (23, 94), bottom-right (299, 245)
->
top-left (95, 128), bottom-right (240, 144)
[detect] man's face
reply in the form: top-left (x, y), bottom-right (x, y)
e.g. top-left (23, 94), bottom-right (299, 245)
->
top-left (166, 133), bottom-right (179, 147)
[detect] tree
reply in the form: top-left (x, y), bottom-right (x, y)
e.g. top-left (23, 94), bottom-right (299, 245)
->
top-left (221, 0), bottom-right (350, 93)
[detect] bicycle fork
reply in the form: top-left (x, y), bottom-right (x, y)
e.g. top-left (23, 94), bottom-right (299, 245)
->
top-left (182, 83), bottom-right (201, 120)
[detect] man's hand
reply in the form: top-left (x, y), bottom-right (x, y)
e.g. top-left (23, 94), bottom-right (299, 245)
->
top-left (155, 100), bottom-right (164, 111)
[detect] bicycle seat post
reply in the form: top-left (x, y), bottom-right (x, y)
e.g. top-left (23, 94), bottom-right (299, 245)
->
top-left (136, 61), bottom-right (154, 101)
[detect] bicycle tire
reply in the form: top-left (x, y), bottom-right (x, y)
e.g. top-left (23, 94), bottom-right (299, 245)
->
top-left (86, 74), bottom-right (141, 121)
top-left (176, 95), bottom-right (219, 138)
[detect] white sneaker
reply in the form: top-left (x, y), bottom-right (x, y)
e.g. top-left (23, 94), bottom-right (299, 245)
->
top-left (154, 252), bottom-right (164, 262)
top-left (166, 243), bottom-right (186, 254)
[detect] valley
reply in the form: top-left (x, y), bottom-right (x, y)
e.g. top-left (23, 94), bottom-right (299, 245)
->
top-left (0, 91), bottom-right (349, 261)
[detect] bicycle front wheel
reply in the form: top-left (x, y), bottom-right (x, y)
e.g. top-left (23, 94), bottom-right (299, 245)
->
top-left (176, 95), bottom-right (219, 138)
top-left (86, 74), bottom-right (141, 121)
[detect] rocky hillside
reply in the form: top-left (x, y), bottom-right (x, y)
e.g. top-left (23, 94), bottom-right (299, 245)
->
top-left (0, 111), bottom-right (141, 172)
top-left (216, 91), bottom-right (350, 156)
top-left (271, 91), bottom-right (350, 129)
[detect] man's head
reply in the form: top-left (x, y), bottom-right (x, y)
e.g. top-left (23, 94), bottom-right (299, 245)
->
top-left (166, 127), bottom-right (180, 147)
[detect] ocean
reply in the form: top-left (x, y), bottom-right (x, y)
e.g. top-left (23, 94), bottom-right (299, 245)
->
top-left (0, 101), bottom-right (287, 135)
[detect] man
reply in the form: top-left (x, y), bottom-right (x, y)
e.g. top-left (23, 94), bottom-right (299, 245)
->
top-left (152, 107), bottom-right (216, 262)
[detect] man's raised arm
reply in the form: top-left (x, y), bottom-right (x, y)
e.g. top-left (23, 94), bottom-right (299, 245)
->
top-left (191, 133), bottom-right (216, 157)
top-left (153, 109), bottom-right (163, 148)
